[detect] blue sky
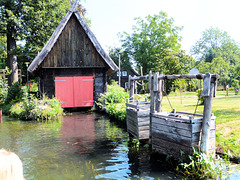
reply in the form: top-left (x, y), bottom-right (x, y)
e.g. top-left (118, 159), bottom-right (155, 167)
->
top-left (82, 0), bottom-right (240, 54)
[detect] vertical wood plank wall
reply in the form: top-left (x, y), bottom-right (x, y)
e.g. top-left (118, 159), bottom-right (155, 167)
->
top-left (42, 14), bottom-right (106, 68)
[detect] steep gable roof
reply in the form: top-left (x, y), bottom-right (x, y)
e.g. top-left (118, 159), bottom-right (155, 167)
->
top-left (28, 5), bottom-right (118, 74)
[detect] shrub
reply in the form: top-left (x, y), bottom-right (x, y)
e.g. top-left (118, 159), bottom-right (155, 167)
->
top-left (10, 88), bottom-right (63, 120)
top-left (0, 78), bottom-right (8, 104)
top-left (176, 149), bottom-right (228, 179)
top-left (97, 81), bottom-right (129, 121)
top-left (5, 82), bottom-right (23, 104)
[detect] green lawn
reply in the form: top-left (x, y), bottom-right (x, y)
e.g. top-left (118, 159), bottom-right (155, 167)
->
top-left (160, 90), bottom-right (240, 159)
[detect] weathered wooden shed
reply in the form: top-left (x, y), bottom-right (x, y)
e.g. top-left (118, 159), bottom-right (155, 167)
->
top-left (28, 5), bottom-right (118, 108)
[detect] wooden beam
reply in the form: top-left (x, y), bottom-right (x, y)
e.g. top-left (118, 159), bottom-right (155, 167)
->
top-left (200, 73), bottom-right (215, 155)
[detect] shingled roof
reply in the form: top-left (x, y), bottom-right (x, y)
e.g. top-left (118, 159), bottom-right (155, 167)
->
top-left (28, 4), bottom-right (118, 74)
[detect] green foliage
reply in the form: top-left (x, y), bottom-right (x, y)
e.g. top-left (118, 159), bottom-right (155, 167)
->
top-left (120, 12), bottom-right (193, 94)
top-left (191, 27), bottom-right (240, 87)
top-left (120, 12), bottom-right (193, 75)
top-left (0, 77), bottom-right (8, 103)
top-left (196, 89), bottom-right (204, 105)
top-left (176, 149), bottom-right (226, 179)
top-left (97, 81), bottom-right (129, 121)
top-left (5, 82), bottom-right (23, 104)
top-left (231, 79), bottom-right (239, 95)
top-left (9, 87), bottom-right (63, 120)
top-left (98, 81), bottom-right (129, 105)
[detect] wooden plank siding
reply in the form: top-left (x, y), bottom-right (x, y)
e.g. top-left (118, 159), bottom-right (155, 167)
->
top-left (126, 105), bottom-right (150, 140)
top-left (151, 112), bottom-right (216, 158)
top-left (42, 14), bottom-right (106, 69)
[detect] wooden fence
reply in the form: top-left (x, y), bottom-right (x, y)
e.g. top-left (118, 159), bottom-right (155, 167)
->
top-left (0, 69), bottom-right (22, 82)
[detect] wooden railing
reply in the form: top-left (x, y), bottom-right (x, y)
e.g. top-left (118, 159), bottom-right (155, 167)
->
top-left (0, 69), bottom-right (22, 82)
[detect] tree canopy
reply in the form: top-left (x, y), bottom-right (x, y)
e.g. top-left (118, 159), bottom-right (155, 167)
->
top-left (119, 12), bottom-right (192, 76)
top-left (191, 27), bottom-right (240, 87)
top-left (0, 0), bottom-right (71, 84)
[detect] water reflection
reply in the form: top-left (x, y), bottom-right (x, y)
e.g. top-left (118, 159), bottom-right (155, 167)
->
top-left (0, 112), bottom-right (239, 179)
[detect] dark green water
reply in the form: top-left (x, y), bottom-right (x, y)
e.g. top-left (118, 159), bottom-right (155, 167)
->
top-left (0, 112), bottom-right (239, 179)
top-left (0, 112), bottom-right (178, 179)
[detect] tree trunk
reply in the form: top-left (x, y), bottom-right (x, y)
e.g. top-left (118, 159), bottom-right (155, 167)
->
top-left (7, 25), bottom-right (18, 86)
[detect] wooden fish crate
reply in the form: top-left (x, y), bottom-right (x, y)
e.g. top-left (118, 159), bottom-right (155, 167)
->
top-left (151, 111), bottom-right (216, 158)
top-left (126, 102), bottom-right (150, 140)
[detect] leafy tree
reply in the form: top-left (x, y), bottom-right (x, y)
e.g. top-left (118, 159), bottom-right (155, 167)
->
top-left (119, 12), bottom-right (193, 93)
top-left (120, 12), bottom-right (186, 74)
top-left (0, 0), bottom-right (76, 85)
top-left (191, 27), bottom-right (240, 64)
top-left (191, 27), bottom-right (240, 87)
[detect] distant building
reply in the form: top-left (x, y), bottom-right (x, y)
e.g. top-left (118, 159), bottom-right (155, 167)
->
top-left (109, 68), bottom-right (139, 89)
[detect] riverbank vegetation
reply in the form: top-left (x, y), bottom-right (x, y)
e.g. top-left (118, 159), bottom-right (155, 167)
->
top-left (97, 81), bottom-right (128, 121)
top-left (0, 78), bottom-right (63, 120)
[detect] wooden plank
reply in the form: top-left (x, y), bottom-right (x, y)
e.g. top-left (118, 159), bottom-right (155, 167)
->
top-left (138, 130), bottom-right (149, 139)
top-left (200, 80), bottom-right (215, 154)
top-left (153, 72), bottom-right (159, 92)
top-left (152, 116), bottom-right (192, 130)
top-left (137, 104), bottom-right (150, 110)
top-left (176, 111), bottom-right (203, 117)
top-left (138, 117), bottom-right (150, 122)
top-left (152, 123), bottom-right (192, 137)
top-left (208, 137), bottom-right (215, 150)
top-left (139, 126), bottom-right (150, 131)
top-left (126, 103), bottom-right (138, 109)
top-left (138, 121), bottom-right (150, 126)
top-left (152, 138), bottom-right (192, 157)
top-left (152, 113), bottom-right (191, 123)
top-left (151, 130), bottom-right (194, 146)
top-left (137, 110), bottom-right (150, 116)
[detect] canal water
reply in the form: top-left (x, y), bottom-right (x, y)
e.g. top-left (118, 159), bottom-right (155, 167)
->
top-left (0, 112), bottom-right (239, 179)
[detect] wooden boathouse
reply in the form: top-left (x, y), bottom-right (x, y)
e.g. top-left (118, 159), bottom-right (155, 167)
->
top-left (126, 72), bottom-right (219, 157)
top-left (27, 3), bottom-right (118, 108)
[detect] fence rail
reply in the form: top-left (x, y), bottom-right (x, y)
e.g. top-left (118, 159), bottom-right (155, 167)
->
top-left (0, 69), bottom-right (22, 82)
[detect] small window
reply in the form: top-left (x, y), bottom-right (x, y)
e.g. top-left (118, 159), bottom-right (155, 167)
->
top-left (117, 72), bottom-right (121, 76)
top-left (125, 82), bottom-right (128, 89)
top-left (122, 71), bottom-right (127, 76)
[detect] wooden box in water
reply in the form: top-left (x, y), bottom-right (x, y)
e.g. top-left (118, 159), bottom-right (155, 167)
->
top-left (151, 111), bottom-right (216, 158)
top-left (126, 102), bottom-right (150, 140)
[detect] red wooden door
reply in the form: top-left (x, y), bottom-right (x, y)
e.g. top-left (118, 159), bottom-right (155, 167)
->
top-left (74, 76), bottom-right (94, 107)
top-left (55, 76), bottom-right (93, 108)
top-left (55, 77), bottom-right (74, 108)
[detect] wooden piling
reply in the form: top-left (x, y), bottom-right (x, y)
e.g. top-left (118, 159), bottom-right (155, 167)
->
top-left (200, 73), bottom-right (215, 155)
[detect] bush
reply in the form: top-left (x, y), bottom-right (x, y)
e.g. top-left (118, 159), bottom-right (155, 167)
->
top-left (5, 82), bottom-right (23, 104)
top-left (97, 81), bottom-right (129, 121)
top-left (10, 87), bottom-right (63, 120)
top-left (0, 78), bottom-right (8, 104)
top-left (176, 149), bottom-right (227, 179)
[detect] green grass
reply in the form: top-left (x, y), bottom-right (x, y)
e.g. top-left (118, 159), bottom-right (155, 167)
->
top-left (161, 90), bottom-right (240, 159)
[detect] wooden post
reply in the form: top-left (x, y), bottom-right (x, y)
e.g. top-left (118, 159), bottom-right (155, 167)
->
top-left (154, 72), bottom-right (161, 113)
top-left (156, 74), bottom-right (163, 112)
top-left (140, 66), bottom-right (145, 93)
top-left (200, 73), bottom-right (215, 154)
top-left (149, 71), bottom-right (155, 113)
top-left (149, 71), bottom-right (153, 143)
top-left (118, 52), bottom-right (121, 87)
top-left (129, 76), bottom-right (134, 102)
